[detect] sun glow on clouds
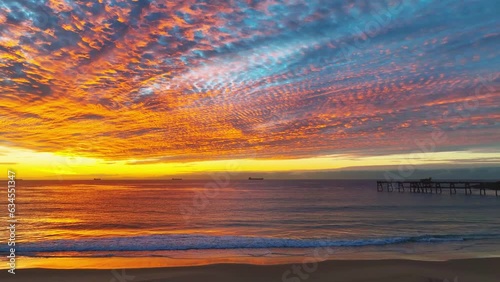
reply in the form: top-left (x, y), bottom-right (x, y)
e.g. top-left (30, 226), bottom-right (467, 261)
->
top-left (1, 145), bottom-right (499, 179)
top-left (0, 0), bottom-right (499, 177)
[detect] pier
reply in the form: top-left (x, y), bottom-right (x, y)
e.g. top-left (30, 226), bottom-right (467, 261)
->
top-left (376, 180), bottom-right (500, 196)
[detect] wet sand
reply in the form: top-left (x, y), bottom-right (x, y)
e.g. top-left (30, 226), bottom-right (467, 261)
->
top-left (1, 258), bottom-right (499, 282)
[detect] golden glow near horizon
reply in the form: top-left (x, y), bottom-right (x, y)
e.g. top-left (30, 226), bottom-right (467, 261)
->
top-left (1, 145), bottom-right (498, 179)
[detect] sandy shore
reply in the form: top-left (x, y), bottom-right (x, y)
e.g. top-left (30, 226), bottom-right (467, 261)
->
top-left (1, 258), bottom-right (499, 282)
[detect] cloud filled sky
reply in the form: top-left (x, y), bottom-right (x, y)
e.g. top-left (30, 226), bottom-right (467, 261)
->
top-left (0, 0), bottom-right (499, 177)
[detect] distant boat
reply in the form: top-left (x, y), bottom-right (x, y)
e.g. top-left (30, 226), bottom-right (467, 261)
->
top-left (93, 178), bottom-right (101, 181)
top-left (172, 178), bottom-right (183, 180)
top-left (248, 177), bottom-right (264, 180)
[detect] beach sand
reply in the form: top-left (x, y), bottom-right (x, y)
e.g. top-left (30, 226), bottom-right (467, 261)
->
top-left (1, 258), bottom-right (499, 282)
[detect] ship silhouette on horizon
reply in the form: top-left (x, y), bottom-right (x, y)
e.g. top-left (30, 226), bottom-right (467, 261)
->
top-left (248, 177), bottom-right (264, 180)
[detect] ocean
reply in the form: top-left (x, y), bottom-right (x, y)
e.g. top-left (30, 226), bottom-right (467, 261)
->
top-left (2, 179), bottom-right (500, 269)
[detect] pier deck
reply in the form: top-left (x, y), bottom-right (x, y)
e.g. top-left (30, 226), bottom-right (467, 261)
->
top-left (376, 180), bottom-right (500, 196)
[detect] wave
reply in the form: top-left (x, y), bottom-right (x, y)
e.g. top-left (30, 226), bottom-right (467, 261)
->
top-left (8, 233), bottom-right (500, 253)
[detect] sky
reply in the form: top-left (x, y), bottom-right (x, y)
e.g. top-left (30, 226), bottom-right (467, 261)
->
top-left (0, 0), bottom-right (499, 179)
